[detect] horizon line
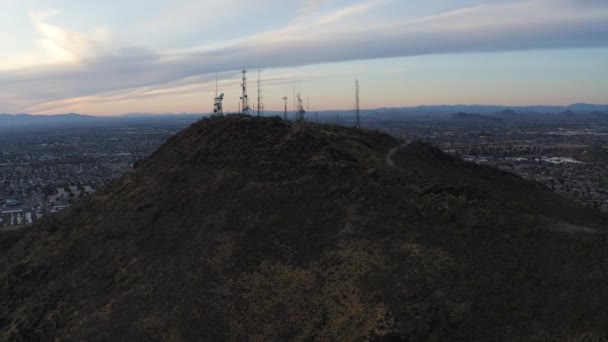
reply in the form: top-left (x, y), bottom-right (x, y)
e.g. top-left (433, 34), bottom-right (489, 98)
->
top-left (3, 102), bottom-right (608, 117)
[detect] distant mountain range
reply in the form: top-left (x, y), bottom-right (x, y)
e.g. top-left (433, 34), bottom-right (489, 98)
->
top-left (451, 112), bottom-right (504, 122)
top-left (366, 103), bottom-right (608, 115)
top-left (0, 113), bottom-right (206, 128)
top-left (1, 103), bottom-right (608, 127)
top-left (0, 113), bottom-right (96, 125)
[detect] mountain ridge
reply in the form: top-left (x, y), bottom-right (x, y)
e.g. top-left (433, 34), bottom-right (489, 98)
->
top-left (3, 102), bottom-right (608, 120)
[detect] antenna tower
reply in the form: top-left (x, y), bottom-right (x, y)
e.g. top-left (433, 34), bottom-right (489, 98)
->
top-left (213, 73), bottom-right (224, 115)
top-left (292, 81), bottom-right (296, 118)
top-left (296, 92), bottom-right (306, 121)
top-left (240, 69), bottom-right (249, 115)
top-left (355, 80), bottom-right (360, 129)
top-left (283, 96), bottom-right (288, 120)
top-left (257, 68), bottom-right (264, 116)
top-left (307, 96), bottom-right (310, 114)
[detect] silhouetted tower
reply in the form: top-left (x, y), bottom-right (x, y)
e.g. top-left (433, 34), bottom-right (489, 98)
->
top-left (283, 96), bottom-right (288, 120)
top-left (257, 68), bottom-right (264, 116)
top-left (296, 92), bottom-right (306, 121)
top-left (241, 69), bottom-right (250, 115)
top-left (213, 73), bottom-right (224, 116)
top-left (355, 80), bottom-right (360, 129)
top-left (307, 96), bottom-right (310, 114)
top-left (292, 81), bottom-right (296, 118)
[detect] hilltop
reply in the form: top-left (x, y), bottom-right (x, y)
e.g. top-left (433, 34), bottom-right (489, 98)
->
top-left (1, 115), bottom-right (607, 341)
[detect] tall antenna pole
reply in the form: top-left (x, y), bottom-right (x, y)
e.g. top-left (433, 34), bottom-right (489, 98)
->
top-left (297, 93), bottom-right (301, 121)
top-left (257, 68), bottom-right (262, 117)
top-left (213, 73), bottom-right (224, 116)
top-left (355, 80), bottom-right (360, 129)
top-left (307, 96), bottom-right (310, 114)
top-left (283, 97), bottom-right (288, 121)
top-left (292, 81), bottom-right (296, 118)
top-left (241, 69), bottom-right (249, 115)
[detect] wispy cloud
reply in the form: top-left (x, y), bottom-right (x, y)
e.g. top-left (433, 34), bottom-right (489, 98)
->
top-left (27, 10), bottom-right (118, 64)
top-left (318, 0), bottom-right (389, 25)
top-left (1, 0), bottom-right (607, 113)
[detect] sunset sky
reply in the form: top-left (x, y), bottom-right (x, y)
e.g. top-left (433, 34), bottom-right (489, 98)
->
top-left (1, 0), bottom-right (607, 115)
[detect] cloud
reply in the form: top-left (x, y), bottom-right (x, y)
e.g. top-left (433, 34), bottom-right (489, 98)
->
top-left (1, 0), bottom-right (608, 113)
top-left (27, 10), bottom-right (117, 64)
top-left (317, 0), bottom-right (389, 25)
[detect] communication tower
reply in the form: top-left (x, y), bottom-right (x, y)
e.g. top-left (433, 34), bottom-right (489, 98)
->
top-left (355, 80), bottom-right (360, 129)
top-left (283, 96), bottom-right (288, 120)
top-left (292, 81), bottom-right (296, 118)
top-left (241, 69), bottom-right (250, 115)
top-left (257, 69), bottom-right (264, 116)
top-left (213, 74), bottom-right (224, 115)
top-left (296, 92), bottom-right (306, 121)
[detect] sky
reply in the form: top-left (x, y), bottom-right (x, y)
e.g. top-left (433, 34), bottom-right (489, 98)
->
top-left (0, 0), bottom-right (607, 115)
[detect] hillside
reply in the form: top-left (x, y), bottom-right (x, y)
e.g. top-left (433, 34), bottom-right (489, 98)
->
top-left (1, 115), bottom-right (607, 341)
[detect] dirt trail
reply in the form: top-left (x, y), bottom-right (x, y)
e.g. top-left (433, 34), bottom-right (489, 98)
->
top-left (386, 143), bottom-right (408, 167)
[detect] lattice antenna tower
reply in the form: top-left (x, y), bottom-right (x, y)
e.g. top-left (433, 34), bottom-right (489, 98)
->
top-left (355, 80), bottom-right (360, 129)
top-left (283, 96), bottom-right (288, 121)
top-left (296, 92), bottom-right (306, 121)
top-left (213, 73), bottom-right (224, 115)
top-left (257, 68), bottom-right (264, 117)
top-left (292, 81), bottom-right (296, 118)
top-left (241, 69), bottom-right (249, 115)
top-left (307, 96), bottom-right (310, 114)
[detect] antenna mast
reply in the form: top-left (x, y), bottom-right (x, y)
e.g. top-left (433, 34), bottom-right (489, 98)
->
top-left (296, 92), bottom-right (306, 121)
top-left (213, 73), bottom-right (224, 116)
top-left (257, 68), bottom-right (264, 116)
top-left (355, 80), bottom-right (360, 129)
top-left (283, 96), bottom-right (288, 121)
top-left (241, 69), bottom-right (249, 115)
top-left (292, 81), bottom-right (296, 118)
